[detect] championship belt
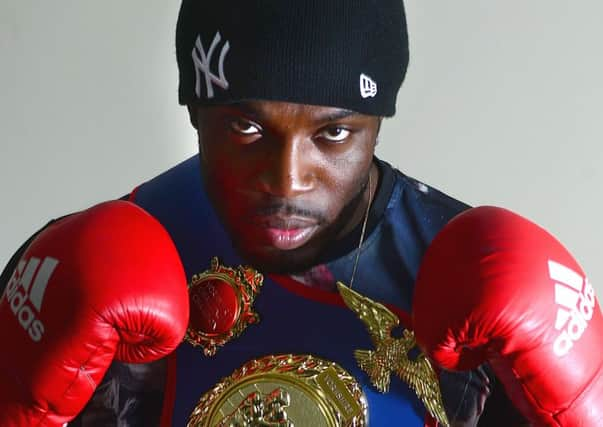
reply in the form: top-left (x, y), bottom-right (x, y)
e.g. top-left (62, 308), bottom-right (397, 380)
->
top-left (187, 354), bottom-right (368, 426)
top-left (184, 260), bottom-right (448, 426)
top-left (184, 261), bottom-right (368, 426)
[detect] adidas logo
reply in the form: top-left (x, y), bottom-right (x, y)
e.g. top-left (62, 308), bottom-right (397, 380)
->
top-left (548, 259), bottom-right (596, 357)
top-left (3, 256), bottom-right (58, 342)
top-left (359, 73), bottom-right (377, 99)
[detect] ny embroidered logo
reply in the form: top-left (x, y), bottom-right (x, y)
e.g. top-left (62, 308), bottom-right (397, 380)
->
top-left (192, 32), bottom-right (230, 99)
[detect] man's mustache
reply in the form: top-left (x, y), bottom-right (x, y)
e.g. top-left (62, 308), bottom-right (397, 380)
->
top-left (251, 199), bottom-right (327, 223)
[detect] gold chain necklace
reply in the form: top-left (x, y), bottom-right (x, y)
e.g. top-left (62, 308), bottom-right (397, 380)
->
top-left (348, 169), bottom-right (373, 290)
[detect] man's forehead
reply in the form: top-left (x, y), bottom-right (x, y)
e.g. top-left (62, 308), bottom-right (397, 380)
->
top-left (217, 100), bottom-right (360, 123)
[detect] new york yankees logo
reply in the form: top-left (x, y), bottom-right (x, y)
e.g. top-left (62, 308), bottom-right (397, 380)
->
top-left (192, 31), bottom-right (230, 99)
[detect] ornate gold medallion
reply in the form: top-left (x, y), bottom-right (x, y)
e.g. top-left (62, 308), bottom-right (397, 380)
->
top-left (187, 354), bottom-right (368, 427)
top-left (337, 282), bottom-right (450, 427)
top-left (185, 257), bottom-right (264, 356)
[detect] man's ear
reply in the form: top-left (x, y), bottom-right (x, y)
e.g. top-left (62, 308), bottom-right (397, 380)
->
top-left (187, 105), bottom-right (198, 129)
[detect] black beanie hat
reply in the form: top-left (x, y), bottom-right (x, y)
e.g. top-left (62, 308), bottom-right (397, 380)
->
top-left (176, 0), bottom-right (409, 117)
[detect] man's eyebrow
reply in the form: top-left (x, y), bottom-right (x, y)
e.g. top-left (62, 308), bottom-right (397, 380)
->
top-left (319, 109), bottom-right (357, 122)
top-left (221, 103), bottom-right (262, 120)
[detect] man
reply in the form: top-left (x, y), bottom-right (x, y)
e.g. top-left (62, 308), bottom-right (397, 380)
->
top-left (0, 0), bottom-right (573, 425)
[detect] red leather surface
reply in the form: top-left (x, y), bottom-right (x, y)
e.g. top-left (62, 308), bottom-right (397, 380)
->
top-left (413, 206), bottom-right (603, 426)
top-left (0, 201), bottom-right (188, 426)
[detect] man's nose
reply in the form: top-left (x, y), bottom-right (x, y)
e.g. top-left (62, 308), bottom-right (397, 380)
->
top-left (257, 136), bottom-right (314, 198)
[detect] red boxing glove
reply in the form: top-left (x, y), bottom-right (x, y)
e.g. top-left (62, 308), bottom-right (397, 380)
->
top-left (0, 201), bottom-right (189, 426)
top-left (413, 206), bottom-right (603, 426)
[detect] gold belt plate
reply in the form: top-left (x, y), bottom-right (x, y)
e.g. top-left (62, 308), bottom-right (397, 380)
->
top-left (185, 257), bottom-right (264, 356)
top-left (188, 354), bottom-right (368, 427)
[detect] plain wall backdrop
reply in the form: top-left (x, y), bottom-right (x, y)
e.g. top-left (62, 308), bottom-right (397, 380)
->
top-left (1, 1), bottom-right (602, 297)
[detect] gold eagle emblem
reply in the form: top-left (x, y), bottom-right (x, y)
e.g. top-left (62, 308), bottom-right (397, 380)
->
top-left (337, 282), bottom-right (450, 427)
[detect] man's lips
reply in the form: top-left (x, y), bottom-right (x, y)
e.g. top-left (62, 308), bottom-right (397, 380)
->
top-left (248, 215), bottom-right (319, 251)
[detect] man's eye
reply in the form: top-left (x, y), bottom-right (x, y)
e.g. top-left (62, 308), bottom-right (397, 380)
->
top-left (230, 119), bottom-right (261, 135)
top-left (318, 127), bottom-right (351, 142)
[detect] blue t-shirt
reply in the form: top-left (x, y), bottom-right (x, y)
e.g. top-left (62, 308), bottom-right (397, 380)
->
top-left (1, 156), bottom-right (498, 426)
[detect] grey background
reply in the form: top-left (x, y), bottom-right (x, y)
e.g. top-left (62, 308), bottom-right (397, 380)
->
top-left (1, 1), bottom-right (601, 296)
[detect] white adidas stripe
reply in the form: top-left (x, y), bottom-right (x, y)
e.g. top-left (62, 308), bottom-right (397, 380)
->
top-left (20, 257), bottom-right (41, 293)
top-left (555, 283), bottom-right (580, 311)
top-left (29, 257), bottom-right (59, 312)
top-left (548, 260), bottom-right (583, 292)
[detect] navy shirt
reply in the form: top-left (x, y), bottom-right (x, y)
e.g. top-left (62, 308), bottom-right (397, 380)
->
top-left (1, 157), bottom-right (526, 426)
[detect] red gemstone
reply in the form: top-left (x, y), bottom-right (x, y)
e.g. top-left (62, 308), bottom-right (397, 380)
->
top-left (189, 279), bottom-right (239, 335)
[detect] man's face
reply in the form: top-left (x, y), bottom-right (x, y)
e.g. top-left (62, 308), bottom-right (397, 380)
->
top-left (192, 100), bottom-right (380, 273)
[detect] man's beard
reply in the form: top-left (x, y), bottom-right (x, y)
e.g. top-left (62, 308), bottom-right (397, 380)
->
top-left (237, 173), bottom-right (371, 275)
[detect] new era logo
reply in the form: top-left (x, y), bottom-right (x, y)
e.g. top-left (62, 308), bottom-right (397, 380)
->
top-left (548, 260), bottom-right (596, 357)
top-left (3, 256), bottom-right (58, 342)
top-left (360, 73), bottom-right (377, 98)
top-left (192, 31), bottom-right (230, 99)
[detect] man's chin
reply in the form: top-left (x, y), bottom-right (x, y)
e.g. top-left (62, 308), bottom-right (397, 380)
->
top-left (237, 246), bottom-right (319, 275)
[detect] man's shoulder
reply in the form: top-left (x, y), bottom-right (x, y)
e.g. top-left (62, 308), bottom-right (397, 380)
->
top-left (388, 164), bottom-right (469, 217)
top-left (135, 156), bottom-right (200, 195)
top-left (378, 159), bottom-right (471, 242)
top-left (394, 170), bottom-right (470, 215)
top-left (132, 156), bottom-right (208, 216)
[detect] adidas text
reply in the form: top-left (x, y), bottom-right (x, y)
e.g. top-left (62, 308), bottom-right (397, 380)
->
top-left (3, 256), bottom-right (58, 342)
top-left (548, 260), bottom-right (596, 357)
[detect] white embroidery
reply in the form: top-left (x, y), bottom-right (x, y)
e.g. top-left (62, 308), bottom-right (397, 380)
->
top-left (360, 73), bottom-right (377, 98)
top-left (192, 32), bottom-right (230, 99)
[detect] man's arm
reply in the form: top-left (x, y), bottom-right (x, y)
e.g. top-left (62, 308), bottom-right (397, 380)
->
top-left (479, 378), bottom-right (531, 427)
